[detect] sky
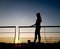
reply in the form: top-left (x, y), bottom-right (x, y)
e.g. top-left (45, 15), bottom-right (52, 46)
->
top-left (0, 0), bottom-right (60, 43)
top-left (0, 0), bottom-right (60, 26)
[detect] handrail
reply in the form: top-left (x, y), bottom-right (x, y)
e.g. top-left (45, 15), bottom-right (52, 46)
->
top-left (18, 26), bottom-right (60, 43)
top-left (0, 26), bottom-right (16, 43)
top-left (19, 26), bottom-right (60, 28)
top-left (0, 26), bottom-right (60, 43)
top-left (0, 26), bottom-right (16, 28)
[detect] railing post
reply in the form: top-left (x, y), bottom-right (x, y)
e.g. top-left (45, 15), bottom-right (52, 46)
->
top-left (14, 26), bottom-right (19, 43)
top-left (14, 27), bottom-right (16, 43)
top-left (18, 26), bottom-right (20, 42)
top-left (44, 27), bottom-right (46, 44)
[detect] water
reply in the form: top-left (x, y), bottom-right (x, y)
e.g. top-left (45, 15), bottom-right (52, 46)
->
top-left (0, 36), bottom-right (60, 43)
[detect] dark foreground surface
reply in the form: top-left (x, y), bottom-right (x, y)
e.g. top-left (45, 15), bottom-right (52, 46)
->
top-left (0, 42), bottom-right (60, 49)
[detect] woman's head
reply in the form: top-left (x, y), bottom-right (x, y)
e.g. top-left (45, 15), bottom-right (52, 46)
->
top-left (36, 13), bottom-right (41, 18)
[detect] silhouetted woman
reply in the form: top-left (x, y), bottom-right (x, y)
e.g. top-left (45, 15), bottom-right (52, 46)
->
top-left (31, 13), bottom-right (42, 43)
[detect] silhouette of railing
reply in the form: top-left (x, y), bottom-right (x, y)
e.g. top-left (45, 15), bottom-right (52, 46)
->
top-left (0, 26), bottom-right (16, 43)
top-left (0, 26), bottom-right (60, 43)
top-left (18, 26), bottom-right (60, 43)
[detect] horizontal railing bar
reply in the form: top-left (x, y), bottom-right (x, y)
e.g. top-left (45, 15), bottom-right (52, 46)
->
top-left (18, 36), bottom-right (60, 39)
top-left (19, 32), bottom-right (60, 33)
top-left (19, 26), bottom-right (60, 28)
top-left (0, 26), bottom-right (16, 28)
top-left (0, 26), bottom-right (60, 28)
top-left (0, 32), bottom-right (15, 33)
top-left (19, 26), bottom-right (33, 28)
top-left (0, 32), bottom-right (60, 33)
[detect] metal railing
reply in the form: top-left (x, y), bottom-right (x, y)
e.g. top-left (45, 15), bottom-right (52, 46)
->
top-left (0, 26), bottom-right (16, 43)
top-left (0, 26), bottom-right (60, 43)
top-left (18, 26), bottom-right (60, 43)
